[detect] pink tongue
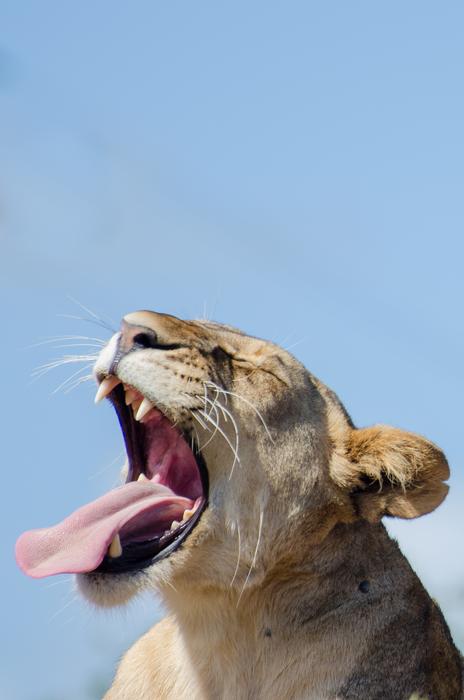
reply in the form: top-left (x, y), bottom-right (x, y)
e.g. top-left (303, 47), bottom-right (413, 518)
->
top-left (15, 482), bottom-right (194, 578)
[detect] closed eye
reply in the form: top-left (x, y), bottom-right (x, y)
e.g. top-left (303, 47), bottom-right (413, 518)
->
top-left (132, 332), bottom-right (186, 352)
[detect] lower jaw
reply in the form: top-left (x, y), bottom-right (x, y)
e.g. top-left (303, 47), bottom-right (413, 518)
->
top-left (94, 498), bottom-right (207, 575)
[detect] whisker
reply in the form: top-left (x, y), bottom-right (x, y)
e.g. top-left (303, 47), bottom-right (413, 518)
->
top-left (209, 386), bottom-right (222, 416)
top-left (197, 396), bottom-right (221, 451)
top-left (88, 450), bottom-right (126, 481)
top-left (162, 575), bottom-right (179, 595)
top-left (190, 386), bottom-right (241, 480)
top-left (282, 337), bottom-right (306, 352)
top-left (43, 575), bottom-right (74, 590)
top-left (57, 313), bottom-right (115, 333)
top-left (62, 372), bottom-right (94, 394)
top-left (25, 335), bottom-right (107, 350)
top-left (49, 593), bottom-right (79, 623)
top-left (206, 382), bottom-right (274, 443)
top-left (197, 408), bottom-right (241, 479)
top-left (230, 521), bottom-right (242, 588)
top-left (191, 411), bottom-right (210, 433)
top-left (201, 414), bottom-right (219, 450)
top-left (213, 401), bottom-right (240, 479)
top-left (190, 410), bottom-right (216, 456)
top-left (191, 423), bottom-right (202, 452)
top-left (52, 364), bottom-right (95, 395)
top-left (44, 343), bottom-right (105, 350)
top-left (32, 354), bottom-right (99, 379)
top-left (237, 508), bottom-right (264, 608)
top-left (66, 295), bottom-right (116, 332)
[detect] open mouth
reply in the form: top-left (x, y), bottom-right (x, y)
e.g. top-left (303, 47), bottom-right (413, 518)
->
top-left (15, 376), bottom-right (208, 579)
top-left (95, 379), bottom-right (208, 574)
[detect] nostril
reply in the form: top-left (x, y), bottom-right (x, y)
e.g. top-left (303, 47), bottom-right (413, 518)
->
top-left (132, 331), bottom-right (158, 349)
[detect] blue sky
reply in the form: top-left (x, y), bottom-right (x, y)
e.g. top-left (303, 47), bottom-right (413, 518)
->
top-left (2, 2), bottom-right (463, 698)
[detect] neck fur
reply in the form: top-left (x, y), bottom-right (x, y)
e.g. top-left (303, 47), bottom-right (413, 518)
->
top-left (160, 520), bottom-right (411, 698)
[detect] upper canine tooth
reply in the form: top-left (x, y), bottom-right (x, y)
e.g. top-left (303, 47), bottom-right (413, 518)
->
top-left (95, 376), bottom-right (120, 404)
top-left (108, 533), bottom-right (122, 558)
top-left (135, 398), bottom-right (153, 421)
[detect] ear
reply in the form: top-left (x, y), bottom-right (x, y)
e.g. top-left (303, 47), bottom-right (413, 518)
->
top-left (331, 426), bottom-right (450, 521)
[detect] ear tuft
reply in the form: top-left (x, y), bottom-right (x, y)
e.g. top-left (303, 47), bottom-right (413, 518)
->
top-left (332, 426), bottom-right (450, 521)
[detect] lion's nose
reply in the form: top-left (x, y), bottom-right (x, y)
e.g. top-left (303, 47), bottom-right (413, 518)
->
top-left (117, 319), bottom-right (159, 356)
top-left (107, 318), bottom-right (160, 374)
top-left (107, 310), bottom-right (184, 374)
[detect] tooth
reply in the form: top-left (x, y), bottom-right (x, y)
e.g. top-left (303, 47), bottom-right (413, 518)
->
top-left (95, 376), bottom-right (120, 404)
top-left (131, 399), bottom-right (142, 416)
top-left (124, 388), bottom-right (138, 406)
top-left (182, 508), bottom-right (195, 522)
top-left (170, 520), bottom-right (181, 532)
top-left (135, 398), bottom-right (153, 421)
top-left (137, 473), bottom-right (149, 482)
top-left (108, 533), bottom-right (122, 558)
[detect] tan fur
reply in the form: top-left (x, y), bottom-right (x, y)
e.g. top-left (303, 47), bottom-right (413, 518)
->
top-left (332, 425), bottom-right (450, 521)
top-left (80, 311), bottom-right (462, 699)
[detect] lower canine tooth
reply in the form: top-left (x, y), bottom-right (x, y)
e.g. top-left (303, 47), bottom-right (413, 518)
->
top-left (137, 473), bottom-right (149, 482)
top-left (182, 508), bottom-right (195, 521)
top-left (108, 534), bottom-right (122, 558)
top-left (170, 520), bottom-right (181, 532)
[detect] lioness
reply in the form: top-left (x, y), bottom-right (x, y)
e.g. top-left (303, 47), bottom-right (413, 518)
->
top-left (16, 311), bottom-right (462, 699)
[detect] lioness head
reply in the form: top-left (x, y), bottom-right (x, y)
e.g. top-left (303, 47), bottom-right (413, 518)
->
top-left (16, 310), bottom-right (450, 607)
